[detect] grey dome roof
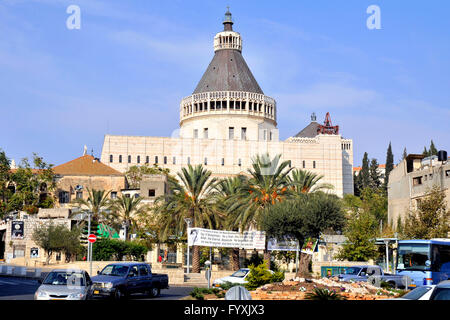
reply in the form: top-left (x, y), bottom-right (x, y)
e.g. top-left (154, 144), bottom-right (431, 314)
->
top-left (193, 49), bottom-right (263, 94)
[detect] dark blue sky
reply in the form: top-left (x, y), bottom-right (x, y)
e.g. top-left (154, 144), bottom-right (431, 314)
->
top-left (1, 0), bottom-right (449, 167)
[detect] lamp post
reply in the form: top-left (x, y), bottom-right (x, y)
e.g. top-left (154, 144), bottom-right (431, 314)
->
top-left (184, 218), bottom-right (193, 274)
top-left (205, 260), bottom-right (211, 289)
top-left (86, 211), bottom-right (93, 276)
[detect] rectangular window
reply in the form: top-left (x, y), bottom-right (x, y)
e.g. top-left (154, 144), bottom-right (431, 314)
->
top-left (164, 156), bottom-right (167, 164)
top-left (155, 156), bottom-right (158, 164)
top-left (109, 155), bottom-right (113, 163)
top-left (173, 157), bottom-right (176, 165)
top-left (229, 127), bottom-right (234, 140)
top-left (187, 157), bottom-right (191, 165)
top-left (241, 127), bottom-right (247, 140)
top-left (128, 155), bottom-right (131, 163)
top-left (76, 191), bottom-right (83, 199)
top-left (221, 158), bottom-right (224, 166)
top-left (146, 156), bottom-right (149, 164)
top-left (148, 189), bottom-right (156, 197)
top-left (263, 130), bottom-right (267, 141)
top-left (313, 161), bottom-right (316, 169)
top-left (59, 191), bottom-right (69, 204)
top-left (269, 131), bottom-right (273, 141)
top-left (137, 155), bottom-right (140, 164)
top-left (203, 128), bottom-right (208, 139)
top-left (119, 155), bottom-right (122, 163)
top-left (194, 129), bottom-right (198, 139)
top-left (111, 192), bottom-right (117, 199)
top-left (302, 160), bottom-right (305, 169)
top-left (204, 157), bottom-right (208, 165)
top-left (413, 176), bottom-right (423, 186)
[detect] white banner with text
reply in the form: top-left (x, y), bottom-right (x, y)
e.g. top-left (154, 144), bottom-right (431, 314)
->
top-left (187, 228), bottom-right (266, 250)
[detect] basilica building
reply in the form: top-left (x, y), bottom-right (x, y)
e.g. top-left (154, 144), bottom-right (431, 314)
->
top-left (100, 10), bottom-right (354, 197)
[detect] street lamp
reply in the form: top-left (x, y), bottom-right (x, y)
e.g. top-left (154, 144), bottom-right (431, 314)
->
top-left (205, 260), bottom-right (211, 289)
top-left (85, 211), bottom-right (93, 276)
top-left (184, 218), bottom-right (193, 274)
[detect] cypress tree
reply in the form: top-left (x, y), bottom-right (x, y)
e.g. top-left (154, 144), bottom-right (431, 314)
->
top-left (402, 147), bottom-right (408, 160)
top-left (369, 158), bottom-right (382, 189)
top-left (422, 146), bottom-right (429, 157)
top-left (384, 142), bottom-right (394, 189)
top-left (429, 140), bottom-right (438, 156)
top-left (360, 152), bottom-right (370, 189)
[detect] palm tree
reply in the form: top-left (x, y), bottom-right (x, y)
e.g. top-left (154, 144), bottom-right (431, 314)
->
top-left (70, 188), bottom-right (112, 236)
top-left (109, 195), bottom-right (148, 241)
top-left (289, 169), bottom-right (333, 194)
top-left (213, 175), bottom-right (248, 270)
top-left (227, 154), bottom-right (293, 268)
top-left (154, 164), bottom-right (220, 273)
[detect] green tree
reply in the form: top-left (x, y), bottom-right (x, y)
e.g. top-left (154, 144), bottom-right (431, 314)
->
top-left (353, 171), bottom-right (362, 197)
top-left (109, 195), bottom-right (149, 241)
top-left (336, 210), bottom-right (379, 262)
top-left (422, 146), bottom-right (429, 157)
top-left (226, 154), bottom-right (293, 268)
top-left (402, 147), bottom-right (408, 160)
top-left (360, 152), bottom-right (370, 189)
top-left (261, 193), bottom-right (346, 276)
top-left (155, 164), bottom-right (220, 273)
top-left (213, 175), bottom-right (248, 271)
top-left (289, 169), bottom-right (333, 194)
top-left (384, 142), bottom-right (394, 189)
top-left (429, 140), bottom-right (438, 156)
top-left (402, 186), bottom-right (450, 239)
top-left (125, 164), bottom-right (176, 189)
top-left (0, 150), bottom-right (12, 218)
top-left (8, 154), bottom-right (56, 214)
top-left (369, 158), bottom-right (382, 189)
top-left (32, 222), bottom-right (81, 264)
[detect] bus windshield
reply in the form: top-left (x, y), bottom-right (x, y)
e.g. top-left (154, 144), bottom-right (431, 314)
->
top-left (397, 243), bottom-right (431, 271)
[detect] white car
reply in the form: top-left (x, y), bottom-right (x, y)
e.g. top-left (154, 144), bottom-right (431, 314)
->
top-left (392, 285), bottom-right (436, 300)
top-left (212, 268), bottom-right (251, 287)
top-left (34, 269), bottom-right (93, 300)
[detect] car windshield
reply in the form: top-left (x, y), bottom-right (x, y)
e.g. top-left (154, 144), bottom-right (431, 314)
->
top-left (43, 271), bottom-right (85, 286)
top-left (344, 267), bottom-right (361, 275)
top-left (401, 286), bottom-right (432, 300)
top-left (100, 265), bottom-right (129, 277)
top-left (231, 269), bottom-right (249, 278)
top-left (397, 243), bottom-right (431, 271)
top-left (432, 288), bottom-right (450, 300)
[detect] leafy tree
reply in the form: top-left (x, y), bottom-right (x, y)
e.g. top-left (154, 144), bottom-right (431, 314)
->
top-left (336, 210), bottom-right (379, 262)
top-left (261, 193), bottom-right (346, 276)
top-left (154, 164), bottom-right (220, 273)
top-left (213, 175), bottom-right (248, 271)
top-left (226, 153), bottom-right (293, 268)
top-left (109, 195), bottom-right (148, 241)
top-left (244, 263), bottom-right (284, 291)
top-left (32, 222), bottom-right (81, 264)
top-left (384, 142), bottom-right (394, 189)
top-left (8, 153), bottom-right (56, 214)
top-left (402, 186), bottom-right (450, 239)
top-left (289, 169), bottom-right (333, 194)
top-left (0, 150), bottom-right (12, 218)
top-left (369, 158), bottom-right (382, 189)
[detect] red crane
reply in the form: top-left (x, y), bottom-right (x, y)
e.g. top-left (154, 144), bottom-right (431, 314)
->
top-left (317, 112), bottom-right (339, 135)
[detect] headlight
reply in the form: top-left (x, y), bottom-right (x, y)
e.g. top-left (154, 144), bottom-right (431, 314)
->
top-left (104, 282), bottom-right (113, 289)
top-left (37, 291), bottom-right (48, 297)
top-left (68, 293), bottom-right (85, 299)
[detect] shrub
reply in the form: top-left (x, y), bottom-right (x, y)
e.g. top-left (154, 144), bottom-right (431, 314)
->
top-left (190, 287), bottom-right (221, 300)
top-left (305, 287), bottom-right (347, 300)
top-left (244, 263), bottom-right (284, 291)
top-left (92, 239), bottom-right (147, 261)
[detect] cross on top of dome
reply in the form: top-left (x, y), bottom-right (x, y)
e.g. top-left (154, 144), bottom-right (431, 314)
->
top-left (223, 7), bottom-right (233, 31)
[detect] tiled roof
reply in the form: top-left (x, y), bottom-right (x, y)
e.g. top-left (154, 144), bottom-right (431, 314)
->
top-left (53, 155), bottom-right (123, 176)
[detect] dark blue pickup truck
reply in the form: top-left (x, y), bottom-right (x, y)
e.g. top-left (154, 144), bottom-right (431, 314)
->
top-left (91, 262), bottom-right (169, 299)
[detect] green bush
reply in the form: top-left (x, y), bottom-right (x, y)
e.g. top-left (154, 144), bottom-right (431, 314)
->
top-left (92, 239), bottom-right (147, 261)
top-left (190, 287), bottom-right (221, 300)
top-left (244, 263), bottom-right (285, 291)
top-left (305, 287), bottom-right (347, 300)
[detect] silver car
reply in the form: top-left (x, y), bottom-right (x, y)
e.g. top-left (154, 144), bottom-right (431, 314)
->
top-left (34, 269), bottom-right (93, 300)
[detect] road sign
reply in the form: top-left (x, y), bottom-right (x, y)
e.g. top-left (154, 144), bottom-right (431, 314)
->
top-left (88, 234), bottom-right (97, 243)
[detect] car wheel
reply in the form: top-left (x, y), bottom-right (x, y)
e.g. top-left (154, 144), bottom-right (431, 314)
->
top-left (114, 288), bottom-right (126, 300)
top-left (150, 287), bottom-right (160, 298)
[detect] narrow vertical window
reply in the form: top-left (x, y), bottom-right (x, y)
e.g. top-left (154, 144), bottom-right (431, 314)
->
top-left (146, 156), bottom-right (149, 164)
top-left (241, 127), bottom-right (247, 140)
top-left (204, 158), bottom-right (208, 165)
top-left (204, 128), bottom-right (208, 139)
top-left (164, 156), bottom-right (167, 164)
top-left (313, 161), bottom-right (316, 169)
top-left (128, 155), bottom-right (131, 163)
top-left (194, 129), bottom-right (198, 139)
top-left (119, 155), bottom-right (122, 163)
top-left (229, 127), bottom-right (234, 140)
top-left (137, 155), bottom-right (140, 164)
top-left (221, 158), bottom-right (225, 166)
top-left (173, 157), bottom-right (176, 165)
top-left (109, 155), bottom-right (113, 163)
top-left (302, 160), bottom-right (305, 168)
top-left (155, 156), bottom-right (158, 164)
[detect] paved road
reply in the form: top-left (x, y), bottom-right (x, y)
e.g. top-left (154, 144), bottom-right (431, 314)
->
top-left (0, 277), bottom-right (193, 300)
